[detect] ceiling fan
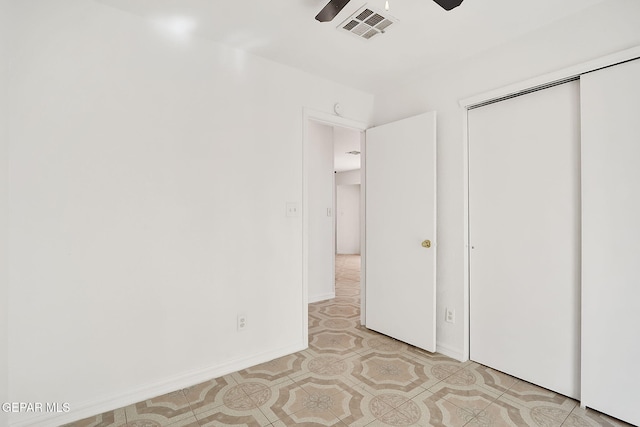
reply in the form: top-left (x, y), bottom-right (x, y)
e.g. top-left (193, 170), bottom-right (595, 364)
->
top-left (315, 0), bottom-right (464, 22)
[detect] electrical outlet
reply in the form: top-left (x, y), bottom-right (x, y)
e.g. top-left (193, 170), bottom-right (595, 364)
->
top-left (286, 203), bottom-right (299, 217)
top-left (445, 308), bottom-right (455, 324)
top-left (237, 314), bottom-right (247, 331)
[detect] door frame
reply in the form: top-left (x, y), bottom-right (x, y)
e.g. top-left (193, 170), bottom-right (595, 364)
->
top-left (459, 45), bottom-right (640, 364)
top-left (302, 108), bottom-right (369, 345)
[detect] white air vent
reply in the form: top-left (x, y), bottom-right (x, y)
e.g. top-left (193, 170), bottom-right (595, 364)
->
top-left (338, 5), bottom-right (396, 40)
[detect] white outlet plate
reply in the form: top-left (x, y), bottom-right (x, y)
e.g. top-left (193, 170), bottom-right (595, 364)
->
top-left (286, 202), bottom-right (299, 217)
top-left (445, 308), bottom-right (455, 324)
top-left (237, 314), bottom-right (247, 331)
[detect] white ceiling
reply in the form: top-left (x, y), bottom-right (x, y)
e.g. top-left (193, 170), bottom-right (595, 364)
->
top-left (97, 0), bottom-right (606, 92)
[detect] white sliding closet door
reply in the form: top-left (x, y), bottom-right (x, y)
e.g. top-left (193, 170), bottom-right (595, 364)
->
top-left (581, 59), bottom-right (640, 426)
top-left (469, 81), bottom-right (581, 399)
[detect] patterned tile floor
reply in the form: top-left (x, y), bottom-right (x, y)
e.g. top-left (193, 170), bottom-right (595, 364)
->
top-left (67, 255), bottom-right (633, 427)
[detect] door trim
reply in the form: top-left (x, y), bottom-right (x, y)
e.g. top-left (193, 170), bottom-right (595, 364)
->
top-left (302, 108), bottom-right (369, 346)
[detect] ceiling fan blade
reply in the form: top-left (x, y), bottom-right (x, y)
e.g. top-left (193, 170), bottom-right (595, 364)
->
top-left (315, 0), bottom-right (351, 22)
top-left (432, 0), bottom-right (464, 11)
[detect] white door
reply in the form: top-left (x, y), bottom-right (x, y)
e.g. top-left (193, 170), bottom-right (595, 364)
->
top-left (365, 111), bottom-right (437, 352)
top-left (580, 58), bottom-right (640, 426)
top-left (469, 81), bottom-right (581, 399)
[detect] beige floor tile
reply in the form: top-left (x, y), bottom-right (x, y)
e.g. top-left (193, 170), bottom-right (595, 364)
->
top-left (301, 345), bottom-right (358, 362)
top-left (288, 355), bottom-right (361, 391)
top-left (467, 395), bottom-right (572, 427)
top-left (318, 316), bottom-right (359, 331)
top-left (231, 352), bottom-right (307, 386)
top-left (347, 351), bottom-right (438, 398)
top-left (335, 289), bottom-right (360, 298)
top-left (365, 397), bottom-right (427, 426)
top-left (355, 331), bottom-right (412, 355)
top-left (565, 405), bottom-right (636, 427)
top-left (427, 381), bottom-right (501, 414)
top-left (270, 419), bottom-right (348, 427)
top-left (192, 378), bottom-right (296, 425)
top-left (308, 314), bottom-right (322, 329)
top-left (308, 329), bottom-right (364, 355)
top-left (426, 361), bottom-right (519, 405)
top-left (405, 389), bottom-right (476, 427)
top-left (318, 303), bottom-right (360, 319)
top-left (195, 406), bottom-right (271, 426)
top-left (406, 346), bottom-right (467, 366)
top-left (259, 379), bottom-right (353, 426)
top-left (500, 379), bottom-right (577, 413)
top-left (423, 361), bottom-right (470, 387)
top-left (291, 375), bottom-right (360, 398)
top-left (332, 390), bottom-right (379, 427)
top-left (466, 362), bottom-right (520, 396)
top-left (124, 390), bottom-right (195, 426)
top-left (61, 408), bottom-right (127, 427)
top-left (123, 415), bottom-right (199, 427)
top-left (270, 379), bottom-right (378, 427)
top-left (332, 295), bottom-right (361, 305)
top-left (182, 375), bottom-right (239, 416)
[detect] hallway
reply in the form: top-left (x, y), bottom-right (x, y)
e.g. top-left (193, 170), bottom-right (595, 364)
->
top-left (69, 255), bottom-right (629, 426)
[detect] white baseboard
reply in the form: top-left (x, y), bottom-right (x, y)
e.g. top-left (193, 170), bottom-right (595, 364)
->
top-left (436, 341), bottom-right (466, 362)
top-left (309, 292), bottom-right (335, 303)
top-left (10, 342), bottom-right (306, 427)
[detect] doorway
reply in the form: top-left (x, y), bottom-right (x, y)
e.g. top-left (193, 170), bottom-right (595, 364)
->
top-left (306, 119), bottom-right (363, 305)
top-left (302, 109), bottom-right (368, 340)
top-left (307, 120), bottom-right (363, 299)
top-left (303, 109), bottom-right (438, 355)
top-left (334, 125), bottom-right (362, 256)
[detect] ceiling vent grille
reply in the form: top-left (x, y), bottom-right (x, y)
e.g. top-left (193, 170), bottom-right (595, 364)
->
top-left (338, 5), bottom-right (396, 40)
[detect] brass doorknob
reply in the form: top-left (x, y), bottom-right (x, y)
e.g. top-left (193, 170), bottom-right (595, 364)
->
top-left (422, 240), bottom-right (431, 248)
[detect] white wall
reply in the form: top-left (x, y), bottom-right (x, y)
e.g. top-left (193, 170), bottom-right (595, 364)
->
top-left (336, 185), bottom-right (360, 254)
top-left (335, 169), bottom-right (361, 186)
top-left (1, 0), bottom-right (10, 425)
top-left (335, 170), bottom-right (361, 255)
top-left (333, 126), bottom-right (361, 172)
top-left (4, 1), bottom-right (373, 425)
top-left (308, 121), bottom-right (336, 302)
top-left (373, 0), bottom-right (640, 360)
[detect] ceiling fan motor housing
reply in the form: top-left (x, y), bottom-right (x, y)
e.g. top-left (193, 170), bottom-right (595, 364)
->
top-left (315, 0), bottom-right (352, 22)
top-left (315, 0), bottom-right (463, 23)
top-left (432, 0), bottom-right (464, 11)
